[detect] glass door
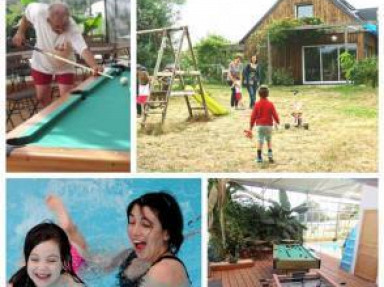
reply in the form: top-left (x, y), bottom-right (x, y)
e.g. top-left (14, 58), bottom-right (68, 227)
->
top-left (321, 46), bottom-right (339, 82)
top-left (303, 45), bottom-right (357, 83)
top-left (304, 47), bottom-right (321, 82)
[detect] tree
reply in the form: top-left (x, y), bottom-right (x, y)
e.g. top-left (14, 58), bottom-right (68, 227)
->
top-left (194, 34), bottom-right (234, 82)
top-left (137, 0), bottom-right (185, 70)
top-left (208, 179), bottom-right (230, 247)
top-left (264, 191), bottom-right (308, 242)
top-left (340, 51), bottom-right (355, 82)
top-left (208, 181), bottom-right (308, 262)
top-left (208, 179), bottom-right (248, 261)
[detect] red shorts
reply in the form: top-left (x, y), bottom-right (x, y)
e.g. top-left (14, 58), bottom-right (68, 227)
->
top-left (137, 95), bottom-right (148, 104)
top-left (31, 69), bottom-right (75, 85)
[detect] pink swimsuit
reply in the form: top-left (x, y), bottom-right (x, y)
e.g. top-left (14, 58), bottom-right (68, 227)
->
top-left (70, 245), bottom-right (85, 272)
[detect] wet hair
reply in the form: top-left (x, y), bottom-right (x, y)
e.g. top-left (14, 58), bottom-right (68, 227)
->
top-left (8, 222), bottom-right (84, 287)
top-left (259, 86), bottom-right (269, 98)
top-left (126, 192), bottom-right (184, 254)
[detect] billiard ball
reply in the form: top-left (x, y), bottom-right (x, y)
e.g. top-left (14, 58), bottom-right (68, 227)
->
top-left (120, 76), bottom-right (128, 85)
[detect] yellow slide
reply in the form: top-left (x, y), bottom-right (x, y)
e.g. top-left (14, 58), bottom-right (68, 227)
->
top-left (185, 86), bottom-right (228, 116)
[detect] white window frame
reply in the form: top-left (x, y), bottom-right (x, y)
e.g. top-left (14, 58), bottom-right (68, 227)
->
top-left (302, 44), bottom-right (357, 84)
top-left (295, 4), bottom-right (314, 19)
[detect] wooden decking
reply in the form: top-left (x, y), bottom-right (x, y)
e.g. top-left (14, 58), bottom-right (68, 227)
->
top-left (210, 253), bottom-right (377, 287)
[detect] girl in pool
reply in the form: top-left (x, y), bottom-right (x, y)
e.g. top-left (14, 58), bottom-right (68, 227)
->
top-left (114, 192), bottom-right (191, 287)
top-left (8, 222), bottom-right (84, 287)
top-left (45, 194), bottom-right (88, 274)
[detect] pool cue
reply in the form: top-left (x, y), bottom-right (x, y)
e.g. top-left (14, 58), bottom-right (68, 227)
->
top-left (24, 43), bottom-right (114, 79)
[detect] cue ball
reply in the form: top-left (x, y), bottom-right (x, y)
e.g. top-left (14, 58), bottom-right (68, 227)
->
top-left (120, 76), bottom-right (128, 85)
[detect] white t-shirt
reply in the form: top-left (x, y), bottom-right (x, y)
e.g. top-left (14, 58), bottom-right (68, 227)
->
top-left (139, 84), bottom-right (150, 96)
top-left (25, 3), bottom-right (88, 74)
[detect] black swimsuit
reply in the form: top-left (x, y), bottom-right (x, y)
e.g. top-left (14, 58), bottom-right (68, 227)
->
top-left (117, 252), bottom-right (190, 287)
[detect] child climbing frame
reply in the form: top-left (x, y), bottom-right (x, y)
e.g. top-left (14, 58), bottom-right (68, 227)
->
top-left (137, 26), bottom-right (209, 125)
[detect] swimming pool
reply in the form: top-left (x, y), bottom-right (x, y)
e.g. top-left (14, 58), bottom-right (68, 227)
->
top-left (7, 178), bottom-right (202, 286)
top-left (305, 241), bottom-right (343, 259)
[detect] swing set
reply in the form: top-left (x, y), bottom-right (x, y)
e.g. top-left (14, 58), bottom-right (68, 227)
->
top-left (137, 26), bottom-right (209, 125)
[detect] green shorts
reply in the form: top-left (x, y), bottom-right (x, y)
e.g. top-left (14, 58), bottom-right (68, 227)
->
top-left (257, 126), bottom-right (273, 144)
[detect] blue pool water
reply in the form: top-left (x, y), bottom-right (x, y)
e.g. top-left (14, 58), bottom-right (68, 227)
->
top-left (7, 178), bottom-right (201, 286)
top-left (305, 241), bottom-right (343, 258)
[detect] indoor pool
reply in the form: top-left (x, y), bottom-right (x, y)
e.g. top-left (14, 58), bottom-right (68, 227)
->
top-left (305, 241), bottom-right (343, 258)
top-left (7, 178), bottom-right (202, 286)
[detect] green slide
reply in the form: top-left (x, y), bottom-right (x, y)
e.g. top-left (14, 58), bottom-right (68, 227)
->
top-left (186, 86), bottom-right (228, 115)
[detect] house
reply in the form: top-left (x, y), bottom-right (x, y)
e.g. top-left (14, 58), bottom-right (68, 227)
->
top-left (240, 0), bottom-right (378, 84)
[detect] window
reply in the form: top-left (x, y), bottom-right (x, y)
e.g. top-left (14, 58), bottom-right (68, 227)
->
top-left (296, 4), bottom-right (314, 18)
top-left (303, 44), bottom-right (357, 83)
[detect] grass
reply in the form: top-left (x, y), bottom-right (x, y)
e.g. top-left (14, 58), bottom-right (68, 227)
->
top-left (137, 84), bottom-right (378, 172)
top-left (341, 107), bottom-right (377, 118)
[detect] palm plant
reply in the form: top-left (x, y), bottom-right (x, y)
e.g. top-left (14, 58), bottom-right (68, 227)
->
top-left (72, 13), bottom-right (103, 37)
top-left (208, 179), bottom-right (247, 261)
top-left (263, 190), bottom-right (308, 243)
top-left (208, 181), bottom-right (308, 262)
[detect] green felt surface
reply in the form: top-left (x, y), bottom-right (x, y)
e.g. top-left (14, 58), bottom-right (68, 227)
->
top-left (24, 69), bottom-right (130, 151)
top-left (274, 244), bottom-right (316, 261)
top-left (20, 96), bottom-right (82, 139)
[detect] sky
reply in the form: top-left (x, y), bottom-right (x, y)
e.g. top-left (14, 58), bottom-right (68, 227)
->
top-left (179, 0), bottom-right (381, 43)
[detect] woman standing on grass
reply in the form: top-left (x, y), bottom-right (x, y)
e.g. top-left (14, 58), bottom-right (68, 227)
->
top-left (243, 55), bottom-right (261, 109)
top-left (227, 55), bottom-right (242, 109)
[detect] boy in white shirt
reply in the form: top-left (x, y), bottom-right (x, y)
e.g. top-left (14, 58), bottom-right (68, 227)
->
top-left (12, 2), bottom-right (103, 106)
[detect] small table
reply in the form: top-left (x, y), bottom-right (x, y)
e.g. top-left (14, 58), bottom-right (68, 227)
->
top-left (272, 270), bottom-right (341, 286)
top-left (273, 244), bottom-right (321, 272)
top-left (7, 65), bottom-right (131, 172)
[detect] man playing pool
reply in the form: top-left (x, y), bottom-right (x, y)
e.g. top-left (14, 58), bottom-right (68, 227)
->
top-left (13, 2), bottom-right (103, 107)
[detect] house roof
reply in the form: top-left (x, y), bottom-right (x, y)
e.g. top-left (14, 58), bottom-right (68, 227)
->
top-left (239, 0), bottom-right (376, 44)
top-left (356, 8), bottom-right (378, 22)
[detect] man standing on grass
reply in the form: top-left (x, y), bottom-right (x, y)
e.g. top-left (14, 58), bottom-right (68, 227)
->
top-left (13, 2), bottom-right (102, 107)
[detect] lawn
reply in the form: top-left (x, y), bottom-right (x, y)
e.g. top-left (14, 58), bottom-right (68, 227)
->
top-left (137, 84), bottom-right (377, 172)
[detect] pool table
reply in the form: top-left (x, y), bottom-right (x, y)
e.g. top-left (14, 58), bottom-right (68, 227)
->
top-left (272, 271), bottom-right (341, 287)
top-left (273, 244), bottom-right (321, 272)
top-left (7, 65), bottom-right (130, 172)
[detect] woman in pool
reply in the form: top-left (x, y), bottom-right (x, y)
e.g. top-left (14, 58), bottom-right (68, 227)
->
top-left (115, 192), bottom-right (191, 287)
top-left (39, 192), bottom-right (191, 286)
top-left (8, 222), bottom-right (84, 287)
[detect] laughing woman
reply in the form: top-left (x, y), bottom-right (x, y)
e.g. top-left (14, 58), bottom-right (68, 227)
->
top-left (113, 192), bottom-right (190, 287)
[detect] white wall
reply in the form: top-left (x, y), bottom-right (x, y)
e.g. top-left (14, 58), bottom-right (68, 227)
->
top-left (351, 184), bottom-right (377, 277)
top-left (360, 184), bottom-right (378, 209)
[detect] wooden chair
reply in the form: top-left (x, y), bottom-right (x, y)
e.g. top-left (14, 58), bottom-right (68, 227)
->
top-left (6, 54), bottom-right (40, 130)
top-left (7, 88), bottom-right (39, 130)
top-left (7, 55), bottom-right (23, 92)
